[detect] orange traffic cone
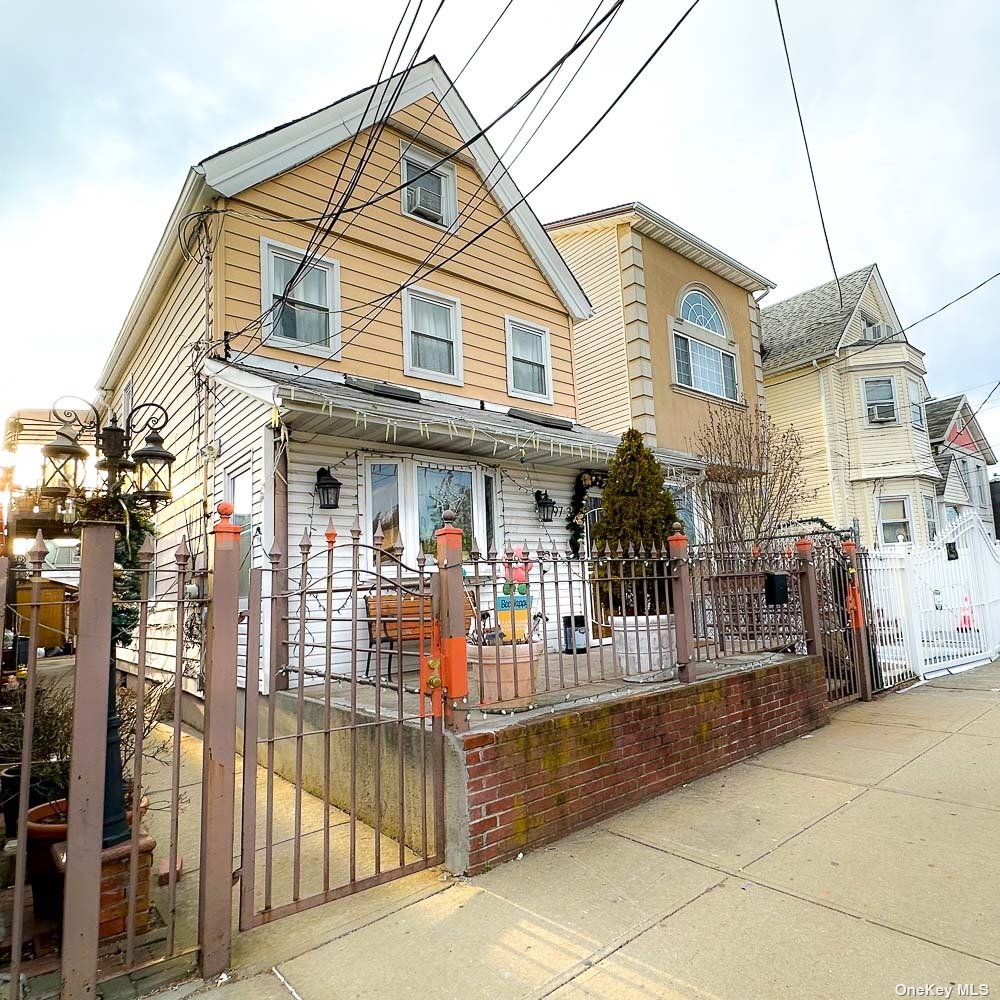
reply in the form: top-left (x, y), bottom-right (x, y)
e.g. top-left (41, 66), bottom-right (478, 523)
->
top-left (958, 595), bottom-right (976, 632)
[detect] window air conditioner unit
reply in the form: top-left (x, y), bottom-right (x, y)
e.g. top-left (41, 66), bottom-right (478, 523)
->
top-left (868, 403), bottom-right (896, 423)
top-left (407, 185), bottom-right (444, 223)
top-left (866, 322), bottom-right (894, 341)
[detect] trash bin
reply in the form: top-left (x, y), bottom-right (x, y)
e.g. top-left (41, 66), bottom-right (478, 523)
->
top-left (562, 615), bottom-right (588, 654)
top-left (15, 636), bottom-right (29, 667)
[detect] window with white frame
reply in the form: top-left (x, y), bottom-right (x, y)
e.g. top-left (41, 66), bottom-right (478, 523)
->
top-left (226, 466), bottom-right (253, 599)
top-left (400, 145), bottom-right (457, 228)
top-left (402, 287), bottom-right (463, 384)
top-left (923, 495), bottom-right (938, 541)
top-left (976, 464), bottom-right (988, 505)
top-left (862, 313), bottom-right (894, 341)
top-left (680, 289), bottom-right (726, 337)
top-left (261, 240), bottom-right (340, 354)
top-left (121, 378), bottom-right (133, 422)
top-left (674, 333), bottom-right (738, 401)
top-left (863, 377), bottom-right (897, 425)
top-left (505, 317), bottom-right (551, 401)
top-left (365, 458), bottom-right (497, 564)
top-left (877, 497), bottom-right (911, 544)
top-left (908, 377), bottom-right (925, 429)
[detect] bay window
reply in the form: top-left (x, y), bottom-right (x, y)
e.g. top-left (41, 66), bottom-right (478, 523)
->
top-left (877, 497), bottom-right (912, 544)
top-left (365, 458), bottom-right (497, 563)
top-left (674, 333), bottom-right (738, 401)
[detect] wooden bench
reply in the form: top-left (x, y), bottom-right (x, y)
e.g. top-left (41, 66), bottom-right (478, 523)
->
top-left (364, 592), bottom-right (475, 679)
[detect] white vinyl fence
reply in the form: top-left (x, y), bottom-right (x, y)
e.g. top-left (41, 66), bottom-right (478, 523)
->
top-left (864, 513), bottom-right (1000, 683)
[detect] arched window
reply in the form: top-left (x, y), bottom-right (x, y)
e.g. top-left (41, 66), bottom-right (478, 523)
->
top-left (680, 290), bottom-right (726, 337)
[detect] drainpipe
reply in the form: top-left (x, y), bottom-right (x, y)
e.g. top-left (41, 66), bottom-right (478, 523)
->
top-left (272, 426), bottom-right (290, 691)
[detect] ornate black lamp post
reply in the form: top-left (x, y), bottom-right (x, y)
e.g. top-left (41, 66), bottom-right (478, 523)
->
top-left (42, 398), bottom-right (175, 848)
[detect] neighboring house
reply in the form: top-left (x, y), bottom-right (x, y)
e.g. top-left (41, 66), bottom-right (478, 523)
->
top-left (762, 264), bottom-right (940, 548)
top-left (925, 395), bottom-right (997, 536)
top-left (546, 203), bottom-right (774, 536)
top-left (92, 59), bottom-right (697, 686)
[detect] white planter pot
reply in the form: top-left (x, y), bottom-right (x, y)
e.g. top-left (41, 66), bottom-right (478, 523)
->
top-left (609, 615), bottom-right (677, 680)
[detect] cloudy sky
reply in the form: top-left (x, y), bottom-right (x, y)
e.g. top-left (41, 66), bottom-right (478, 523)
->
top-left (3, 0), bottom-right (998, 446)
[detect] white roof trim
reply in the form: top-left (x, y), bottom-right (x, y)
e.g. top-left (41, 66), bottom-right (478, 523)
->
top-left (97, 168), bottom-right (212, 391)
top-left (835, 264), bottom-right (903, 354)
top-left (546, 202), bottom-right (774, 294)
top-left (199, 59), bottom-right (591, 320)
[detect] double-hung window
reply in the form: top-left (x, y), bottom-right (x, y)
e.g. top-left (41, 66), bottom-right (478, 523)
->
top-left (365, 458), bottom-right (497, 564)
top-left (505, 317), bottom-right (552, 402)
top-left (674, 333), bottom-right (738, 401)
top-left (261, 239), bottom-right (340, 355)
top-left (400, 144), bottom-right (457, 228)
top-left (908, 377), bottom-right (925, 429)
top-left (923, 496), bottom-right (938, 541)
top-left (403, 287), bottom-right (463, 385)
top-left (863, 377), bottom-right (897, 425)
top-left (878, 497), bottom-right (911, 544)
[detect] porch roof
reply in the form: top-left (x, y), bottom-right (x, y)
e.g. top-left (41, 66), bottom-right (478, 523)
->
top-left (206, 360), bottom-right (703, 479)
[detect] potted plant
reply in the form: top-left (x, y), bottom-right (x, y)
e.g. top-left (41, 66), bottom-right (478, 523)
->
top-left (591, 429), bottom-right (679, 679)
top-left (21, 681), bottom-right (170, 919)
top-left (468, 548), bottom-right (545, 705)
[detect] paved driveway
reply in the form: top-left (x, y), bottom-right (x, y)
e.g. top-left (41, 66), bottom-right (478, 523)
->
top-left (173, 662), bottom-right (1000, 1000)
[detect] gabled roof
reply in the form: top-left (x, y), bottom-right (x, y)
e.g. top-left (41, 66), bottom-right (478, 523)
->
top-left (926, 395), bottom-right (964, 442)
top-left (545, 202), bottom-right (774, 294)
top-left (98, 57), bottom-right (590, 391)
top-left (760, 265), bottom-right (876, 374)
top-left (926, 393), bottom-right (997, 465)
top-left (933, 453), bottom-right (954, 497)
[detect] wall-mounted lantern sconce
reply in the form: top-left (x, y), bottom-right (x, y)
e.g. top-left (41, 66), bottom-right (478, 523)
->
top-left (315, 467), bottom-right (342, 510)
top-left (534, 489), bottom-right (557, 524)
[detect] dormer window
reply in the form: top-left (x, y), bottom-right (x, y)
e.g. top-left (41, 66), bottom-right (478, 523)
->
top-left (400, 144), bottom-right (457, 228)
top-left (680, 290), bottom-right (726, 337)
top-left (862, 314), bottom-right (894, 342)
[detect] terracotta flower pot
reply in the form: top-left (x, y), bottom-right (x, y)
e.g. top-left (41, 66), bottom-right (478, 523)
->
top-left (471, 640), bottom-right (544, 705)
top-left (25, 795), bottom-right (150, 921)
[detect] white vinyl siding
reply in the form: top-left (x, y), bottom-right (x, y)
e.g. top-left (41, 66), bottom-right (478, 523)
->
top-left (505, 316), bottom-right (552, 403)
top-left (402, 287), bottom-right (463, 386)
top-left (674, 333), bottom-right (737, 401)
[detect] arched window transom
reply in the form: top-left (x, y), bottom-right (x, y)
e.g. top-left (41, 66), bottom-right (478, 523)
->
top-left (681, 290), bottom-right (726, 337)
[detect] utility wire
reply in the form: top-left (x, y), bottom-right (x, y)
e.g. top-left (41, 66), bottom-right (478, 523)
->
top-left (773, 0), bottom-right (842, 309)
top-left (225, 0), bottom-right (700, 386)
top-left (764, 268), bottom-right (1000, 392)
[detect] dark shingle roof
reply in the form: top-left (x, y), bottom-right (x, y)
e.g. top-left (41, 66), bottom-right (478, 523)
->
top-left (933, 453), bottom-right (953, 496)
top-left (925, 396), bottom-right (962, 443)
top-left (761, 265), bottom-right (875, 374)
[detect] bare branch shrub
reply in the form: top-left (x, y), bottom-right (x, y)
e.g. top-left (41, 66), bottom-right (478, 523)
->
top-left (690, 407), bottom-right (817, 548)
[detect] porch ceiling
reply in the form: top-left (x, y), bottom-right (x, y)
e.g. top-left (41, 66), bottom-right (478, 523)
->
top-left (206, 360), bottom-right (702, 478)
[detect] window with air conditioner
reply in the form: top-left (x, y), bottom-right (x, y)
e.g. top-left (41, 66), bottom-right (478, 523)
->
top-left (863, 377), bottom-right (897, 425)
top-left (863, 316), bottom-right (894, 342)
top-left (400, 145), bottom-right (456, 228)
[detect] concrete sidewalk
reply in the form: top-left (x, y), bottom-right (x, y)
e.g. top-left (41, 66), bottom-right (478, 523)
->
top-left (165, 662), bottom-right (1000, 1000)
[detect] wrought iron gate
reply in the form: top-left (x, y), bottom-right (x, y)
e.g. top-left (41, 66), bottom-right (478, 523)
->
top-left (237, 523), bottom-right (446, 929)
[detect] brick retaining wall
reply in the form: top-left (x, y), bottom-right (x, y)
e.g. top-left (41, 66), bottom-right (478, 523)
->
top-left (458, 656), bottom-right (828, 874)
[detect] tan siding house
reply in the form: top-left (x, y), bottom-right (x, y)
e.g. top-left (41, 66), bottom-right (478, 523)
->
top-left (761, 264), bottom-right (947, 547)
top-left (547, 203), bottom-right (774, 535)
top-left (92, 58), bottom-right (696, 689)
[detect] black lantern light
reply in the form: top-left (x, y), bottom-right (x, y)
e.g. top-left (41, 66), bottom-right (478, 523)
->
top-left (40, 424), bottom-right (88, 498)
top-left (534, 489), bottom-right (557, 524)
top-left (131, 428), bottom-right (175, 508)
top-left (315, 467), bottom-right (342, 510)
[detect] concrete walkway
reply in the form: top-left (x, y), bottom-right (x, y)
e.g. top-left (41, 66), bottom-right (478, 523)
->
top-left (163, 662), bottom-right (1000, 1000)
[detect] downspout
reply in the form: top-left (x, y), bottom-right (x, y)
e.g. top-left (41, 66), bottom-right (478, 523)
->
top-left (272, 426), bottom-right (290, 692)
top-left (815, 360), bottom-right (840, 527)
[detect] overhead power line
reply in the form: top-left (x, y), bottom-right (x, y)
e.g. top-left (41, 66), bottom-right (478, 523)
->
top-left (773, 0), bottom-right (842, 310)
